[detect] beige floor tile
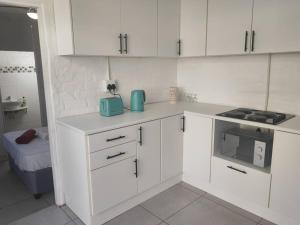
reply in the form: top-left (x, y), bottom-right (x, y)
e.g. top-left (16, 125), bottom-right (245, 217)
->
top-left (0, 198), bottom-right (50, 225)
top-left (104, 206), bottom-right (161, 225)
top-left (204, 193), bottom-right (261, 222)
top-left (167, 198), bottom-right (257, 225)
top-left (141, 184), bottom-right (199, 220)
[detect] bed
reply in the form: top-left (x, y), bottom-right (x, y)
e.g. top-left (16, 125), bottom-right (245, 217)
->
top-left (2, 127), bottom-right (54, 199)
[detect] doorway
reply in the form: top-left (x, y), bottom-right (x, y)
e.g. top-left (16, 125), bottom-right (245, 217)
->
top-left (0, 5), bottom-right (54, 224)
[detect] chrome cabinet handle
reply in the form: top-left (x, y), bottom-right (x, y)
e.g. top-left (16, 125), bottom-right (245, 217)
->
top-left (178, 40), bottom-right (182, 56)
top-left (118, 33), bottom-right (123, 54)
top-left (138, 127), bottom-right (142, 146)
top-left (251, 30), bottom-right (255, 52)
top-left (227, 166), bottom-right (247, 174)
top-left (181, 116), bottom-right (185, 132)
top-left (134, 159), bottom-right (138, 178)
top-left (106, 136), bottom-right (125, 142)
top-left (124, 34), bottom-right (128, 54)
top-left (107, 152), bottom-right (125, 160)
top-left (244, 31), bottom-right (248, 52)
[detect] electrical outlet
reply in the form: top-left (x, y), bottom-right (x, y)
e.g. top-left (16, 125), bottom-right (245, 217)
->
top-left (102, 80), bottom-right (117, 93)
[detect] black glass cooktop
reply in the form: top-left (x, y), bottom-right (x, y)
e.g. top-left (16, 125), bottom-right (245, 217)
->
top-left (217, 108), bottom-right (295, 125)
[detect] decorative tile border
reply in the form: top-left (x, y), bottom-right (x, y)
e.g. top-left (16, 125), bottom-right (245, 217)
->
top-left (0, 66), bottom-right (36, 74)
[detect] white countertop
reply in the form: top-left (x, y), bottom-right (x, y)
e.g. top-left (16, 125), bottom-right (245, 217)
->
top-left (56, 101), bottom-right (300, 135)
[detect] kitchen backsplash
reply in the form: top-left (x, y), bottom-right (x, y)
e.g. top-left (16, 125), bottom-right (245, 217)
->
top-left (53, 56), bottom-right (177, 117)
top-left (52, 53), bottom-right (300, 118)
top-left (178, 53), bottom-right (300, 116)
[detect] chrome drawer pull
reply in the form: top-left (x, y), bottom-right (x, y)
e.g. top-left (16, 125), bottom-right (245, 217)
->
top-left (227, 166), bottom-right (247, 174)
top-left (107, 152), bottom-right (126, 160)
top-left (106, 136), bottom-right (126, 142)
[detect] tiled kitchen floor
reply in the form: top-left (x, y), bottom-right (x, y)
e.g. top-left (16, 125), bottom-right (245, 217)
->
top-left (6, 182), bottom-right (276, 225)
top-left (0, 161), bottom-right (54, 224)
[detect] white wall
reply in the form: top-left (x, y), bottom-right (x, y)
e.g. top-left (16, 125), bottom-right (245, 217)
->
top-left (178, 53), bottom-right (300, 116)
top-left (268, 53), bottom-right (300, 115)
top-left (53, 56), bottom-right (177, 118)
top-left (178, 55), bottom-right (270, 110)
top-left (0, 51), bottom-right (42, 131)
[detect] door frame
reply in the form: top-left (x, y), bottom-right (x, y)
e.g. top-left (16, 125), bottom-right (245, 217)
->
top-left (0, 0), bottom-right (64, 205)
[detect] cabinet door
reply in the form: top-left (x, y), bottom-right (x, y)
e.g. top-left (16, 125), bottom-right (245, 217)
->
top-left (252, 0), bottom-right (300, 54)
top-left (71, 0), bottom-right (121, 55)
top-left (183, 113), bottom-right (213, 190)
top-left (137, 120), bottom-right (161, 193)
top-left (180, 0), bottom-right (207, 57)
top-left (90, 157), bottom-right (137, 215)
top-left (158, 0), bottom-right (180, 57)
top-left (121, 0), bottom-right (157, 56)
top-left (161, 115), bottom-right (184, 181)
top-left (207, 0), bottom-right (253, 56)
top-left (270, 131), bottom-right (300, 222)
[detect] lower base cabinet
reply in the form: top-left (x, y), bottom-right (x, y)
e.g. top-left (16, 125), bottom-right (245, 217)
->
top-left (161, 115), bottom-right (184, 181)
top-left (211, 157), bottom-right (271, 208)
top-left (269, 131), bottom-right (300, 223)
top-left (137, 120), bottom-right (161, 193)
top-left (91, 156), bottom-right (138, 215)
top-left (183, 113), bottom-right (213, 190)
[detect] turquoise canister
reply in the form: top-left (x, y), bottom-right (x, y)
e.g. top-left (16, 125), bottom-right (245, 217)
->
top-left (130, 90), bottom-right (146, 112)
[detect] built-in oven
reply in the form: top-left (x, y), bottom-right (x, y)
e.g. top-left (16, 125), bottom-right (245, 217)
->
top-left (214, 120), bottom-right (274, 171)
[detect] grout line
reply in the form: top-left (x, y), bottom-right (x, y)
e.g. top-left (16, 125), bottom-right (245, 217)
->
top-left (179, 182), bottom-right (207, 197)
top-left (202, 193), bottom-right (262, 224)
top-left (140, 205), bottom-right (165, 224)
top-left (265, 54), bottom-right (272, 111)
top-left (161, 195), bottom-right (204, 223)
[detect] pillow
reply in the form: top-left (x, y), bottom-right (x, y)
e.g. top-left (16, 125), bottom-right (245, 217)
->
top-left (37, 127), bottom-right (49, 141)
top-left (15, 129), bottom-right (36, 144)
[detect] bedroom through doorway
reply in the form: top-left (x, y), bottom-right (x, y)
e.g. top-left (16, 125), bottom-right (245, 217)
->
top-left (0, 5), bottom-right (54, 225)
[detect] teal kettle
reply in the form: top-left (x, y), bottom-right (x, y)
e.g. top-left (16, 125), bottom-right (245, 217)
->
top-left (130, 90), bottom-right (146, 112)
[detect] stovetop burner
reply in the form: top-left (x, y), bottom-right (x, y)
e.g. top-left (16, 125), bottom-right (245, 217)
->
top-left (217, 108), bottom-right (294, 125)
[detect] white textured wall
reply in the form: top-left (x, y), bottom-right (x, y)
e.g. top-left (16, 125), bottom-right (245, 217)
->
top-left (53, 56), bottom-right (177, 117)
top-left (0, 51), bottom-right (42, 131)
top-left (177, 55), bottom-right (270, 110)
top-left (268, 53), bottom-right (300, 115)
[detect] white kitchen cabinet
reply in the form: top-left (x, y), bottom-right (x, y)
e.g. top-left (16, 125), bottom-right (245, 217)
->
top-left (158, 0), bottom-right (180, 57)
top-left (252, 0), bottom-right (300, 54)
top-left (54, 0), bottom-right (157, 56)
top-left (91, 156), bottom-right (138, 215)
top-left (121, 0), bottom-right (157, 57)
top-left (269, 131), bottom-right (300, 223)
top-left (207, 0), bottom-right (253, 56)
top-left (137, 121), bottom-right (161, 193)
top-left (161, 115), bottom-right (184, 181)
top-left (70, 0), bottom-right (121, 56)
top-left (182, 113), bottom-right (213, 190)
top-left (211, 156), bottom-right (271, 208)
top-left (180, 0), bottom-right (207, 57)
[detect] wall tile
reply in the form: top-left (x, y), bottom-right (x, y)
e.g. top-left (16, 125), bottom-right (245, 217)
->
top-left (53, 57), bottom-right (177, 118)
top-left (268, 53), bottom-right (300, 115)
top-left (177, 55), bottom-right (270, 110)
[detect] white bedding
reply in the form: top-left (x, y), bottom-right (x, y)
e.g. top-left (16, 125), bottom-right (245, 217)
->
top-left (2, 128), bottom-right (51, 172)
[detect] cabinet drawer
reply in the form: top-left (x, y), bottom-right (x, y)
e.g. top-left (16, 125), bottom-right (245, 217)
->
top-left (90, 157), bottom-right (137, 215)
top-left (90, 142), bottom-right (136, 170)
top-left (88, 126), bottom-right (137, 152)
top-left (211, 156), bottom-right (271, 207)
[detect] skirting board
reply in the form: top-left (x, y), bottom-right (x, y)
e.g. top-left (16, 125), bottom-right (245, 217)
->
top-left (91, 175), bottom-right (182, 225)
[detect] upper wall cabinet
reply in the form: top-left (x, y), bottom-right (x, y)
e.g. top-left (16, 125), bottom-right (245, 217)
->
top-left (207, 0), bottom-right (253, 56)
top-left (121, 0), bottom-right (157, 57)
top-left (71, 0), bottom-right (121, 56)
top-left (158, 0), bottom-right (180, 57)
top-left (180, 0), bottom-right (207, 57)
top-left (54, 0), bottom-right (157, 56)
top-left (252, 0), bottom-right (300, 54)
